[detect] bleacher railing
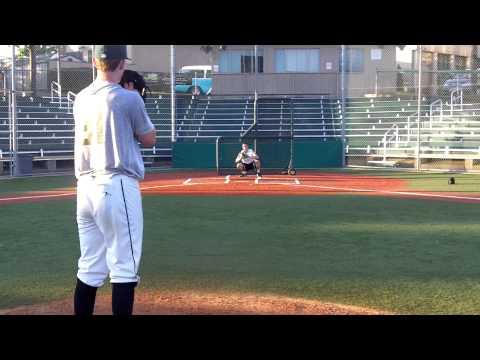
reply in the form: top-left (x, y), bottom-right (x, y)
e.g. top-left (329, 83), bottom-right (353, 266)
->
top-left (50, 81), bottom-right (62, 107)
top-left (67, 91), bottom-right (76, 113)
top-left (450, 89), bottom-right (464, 115)
top-left (430, 99), bottom-right (443, 125)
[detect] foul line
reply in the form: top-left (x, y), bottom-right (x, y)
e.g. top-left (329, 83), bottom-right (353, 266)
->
top-left (0, 192), bottom-right (75, 202)
top-left (291, 183), bottom-right (480, 202)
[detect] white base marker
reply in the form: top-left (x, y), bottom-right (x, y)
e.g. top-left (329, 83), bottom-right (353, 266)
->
top-left (295, 178), bottom-right (300, 185)
top-left (183, 178), bottom-right (192, 185)
top-left (225, 175), bottom-right (231, 184)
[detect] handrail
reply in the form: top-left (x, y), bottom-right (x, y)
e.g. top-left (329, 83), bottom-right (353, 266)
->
top-left (429, 99), bottom-right (443, 128)
top-left (450, 89), bottom-right (463, 115)
top-left (1, 70), bottom-right (6, 97)
top-left (50, 81), bottom-right (62, 107)
top-left (380, 124), bottom-right (399, 161)
top-left (67, 91), bottom-right (76, 113)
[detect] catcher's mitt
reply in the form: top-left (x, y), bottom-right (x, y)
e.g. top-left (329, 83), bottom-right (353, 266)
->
top-left (119, 70), bottom-right (151, 102)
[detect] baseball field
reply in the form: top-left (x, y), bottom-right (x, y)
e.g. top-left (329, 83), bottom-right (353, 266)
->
top-left (1, 168), bottom-right (480, 315)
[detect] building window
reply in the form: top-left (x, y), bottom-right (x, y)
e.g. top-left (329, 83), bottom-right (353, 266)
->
top-left (437, 53), bottom-right (451, 70)
top-left (340, 48), bottom-right (364, 73)
top-left (454, 55), bottom-right (467, 70)
top-left (275, 49), bottom-right (320, 73)
top-left (219, 50), bottom-right (264, 73)
top-left (422, 51), bottom-right (434, 67)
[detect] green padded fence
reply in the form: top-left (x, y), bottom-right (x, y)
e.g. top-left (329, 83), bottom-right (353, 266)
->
top-left (173, 142), bottom-right (216, 169)
top-left (173, 139), bottom-right (343, 170)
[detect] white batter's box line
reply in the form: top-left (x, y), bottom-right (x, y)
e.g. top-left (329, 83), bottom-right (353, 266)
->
top-left (255, 177), bottom-right (298, 185)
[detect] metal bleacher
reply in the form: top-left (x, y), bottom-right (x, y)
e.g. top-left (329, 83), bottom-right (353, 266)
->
top-left (344, 96), bottom-right (430, 163)
top-left (175, 95), bottom-right (342, 140)
top-left (4, 89), bottom-right (480, 172)
top-left (0, 93), bottom-right (191, 168)
top-left (344, 94), bottom-right (480, 167)
top-left (176, 96), bottom-right (254, 139)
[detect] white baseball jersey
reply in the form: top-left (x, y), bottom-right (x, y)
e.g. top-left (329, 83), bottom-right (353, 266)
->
top-left (74, 79), bottom-right (153, 287)
top-left (236, 149), bottom-right (258, 164)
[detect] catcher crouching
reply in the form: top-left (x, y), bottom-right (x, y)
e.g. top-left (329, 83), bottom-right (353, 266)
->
top-left (235, 143), bottom-right (262, 179)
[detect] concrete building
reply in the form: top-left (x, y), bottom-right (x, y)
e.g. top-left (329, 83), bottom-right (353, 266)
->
top-left (410, 46), bottom-right (479, 95)
top-left (128, 45), bottom-right (398, 97)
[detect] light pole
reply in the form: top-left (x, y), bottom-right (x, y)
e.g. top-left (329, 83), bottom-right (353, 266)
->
top-left (92, 45), bottom-right (96, 81)
top-left (11, 45), bottom-right (17, 176)
top-left (340, 45), bottom-right (346, 168)
top-left (416, 45), bottom-right (422, 171)
top-left (253, 45), bottom-right (258, 126)
top-left (56, 46), bottom-right (61, 90)
top-left (170, 45), bottom-right (176, 143)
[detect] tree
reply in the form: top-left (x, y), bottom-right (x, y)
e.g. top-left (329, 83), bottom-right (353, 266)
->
top-left (200, 45), bottom-right (227, 70)
top-left (16, 45), bottom-right (68, 96)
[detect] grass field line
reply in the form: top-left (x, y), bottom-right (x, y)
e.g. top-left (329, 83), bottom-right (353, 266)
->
top-left (292, 183), bottom-right (480, 202)
top-left (141, 183), bottom-right (191, 191)
top-left (0, 192), bottom-right (75, 202)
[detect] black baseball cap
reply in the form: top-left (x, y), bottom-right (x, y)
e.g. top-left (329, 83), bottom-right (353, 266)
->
top-left (94, 45), bottom-right (131, 60)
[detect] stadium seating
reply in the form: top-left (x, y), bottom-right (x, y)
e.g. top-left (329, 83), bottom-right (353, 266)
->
top-left (2, 91), bottom-right (480, 171)
top-left (0, 94), bottom-right (190, 166)
top-left (175, 95), bottom-right (342, 140)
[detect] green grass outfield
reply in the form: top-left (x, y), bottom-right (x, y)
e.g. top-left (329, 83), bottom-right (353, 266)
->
top-left (1, 170), bottom-right (480, 314)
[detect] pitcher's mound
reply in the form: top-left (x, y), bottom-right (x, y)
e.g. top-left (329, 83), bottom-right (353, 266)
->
top-left (0, 290), bottom-right (392, 315)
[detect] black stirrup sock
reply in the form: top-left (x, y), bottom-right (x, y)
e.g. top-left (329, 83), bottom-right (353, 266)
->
top-left (74, 278), bottom-right (98, 316)
top-left (112, 282), bottom-right (137, 316)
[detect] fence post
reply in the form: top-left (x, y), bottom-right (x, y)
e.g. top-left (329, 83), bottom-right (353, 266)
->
top-left (92, 45), bottom-right (96, 82)
top-left (11, 45), bottom-right (17, 176)
top-left (2, 71), bottom-right (6, 97)
top-left (253, 45), bottom-right (258, 126)
top-left (170, 45), bottom-right (176, 143)
top-left (57, 46), bottom-right (61, 97)
top-left (407, 116), bottom-right (410, 142)
top-left (416, 45), bottom-right (422, 171)
top-left (340, 45), bottom-right (346, 168)
top-left (8, 89), bottom-right (12, 177)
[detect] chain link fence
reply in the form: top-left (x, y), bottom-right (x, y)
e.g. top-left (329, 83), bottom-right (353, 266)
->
top-left (345, 45), bottom-right (480, 172)
top-left (2, 44), bottom-right (480, 177)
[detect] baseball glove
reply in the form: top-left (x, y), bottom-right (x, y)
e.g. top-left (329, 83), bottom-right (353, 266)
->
top-left (119, 70), bottom-right (151, 102)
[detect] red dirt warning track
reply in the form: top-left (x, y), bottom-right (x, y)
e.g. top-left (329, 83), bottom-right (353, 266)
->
top-left (1, 171), bottom-right (480, 204)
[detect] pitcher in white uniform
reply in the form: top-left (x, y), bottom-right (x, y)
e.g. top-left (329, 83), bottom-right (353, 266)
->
top-left (73, 45), bottom-right (156, 316)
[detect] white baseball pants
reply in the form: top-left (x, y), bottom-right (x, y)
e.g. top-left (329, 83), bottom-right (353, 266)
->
top-left (76, 174), bottom-right (143, 287)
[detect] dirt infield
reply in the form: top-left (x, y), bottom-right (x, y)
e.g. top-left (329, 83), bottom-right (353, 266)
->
top-left (0, 290), bottom-right (392, 315)
top-left (1, 170), bottom-right (480, 204)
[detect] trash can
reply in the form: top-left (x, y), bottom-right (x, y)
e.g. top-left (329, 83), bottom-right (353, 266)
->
top-left (14, 154), bottom-right (33, 176)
